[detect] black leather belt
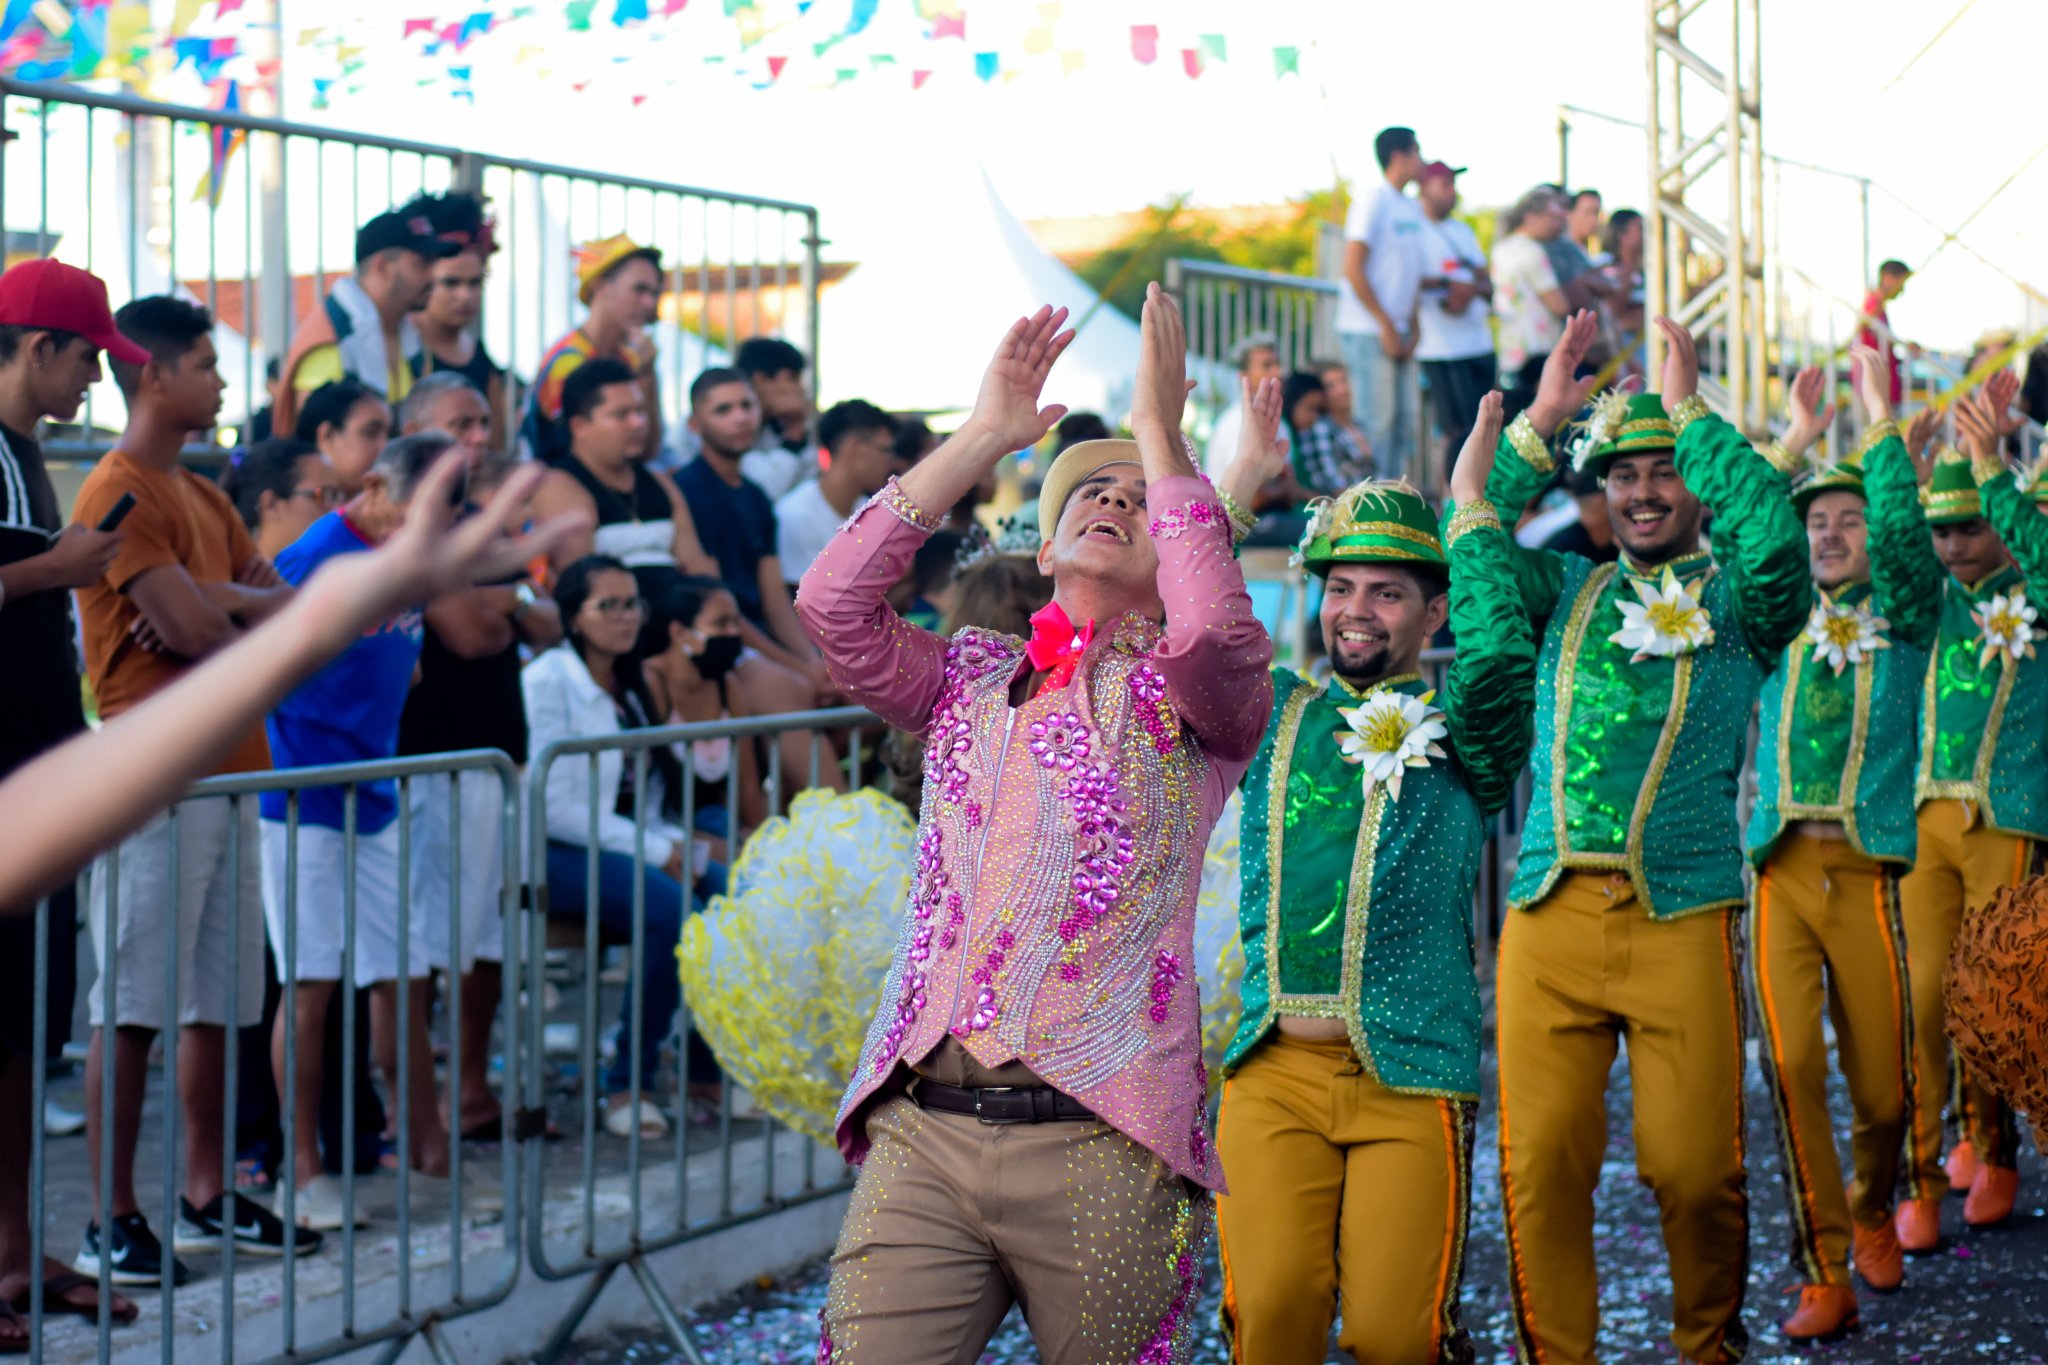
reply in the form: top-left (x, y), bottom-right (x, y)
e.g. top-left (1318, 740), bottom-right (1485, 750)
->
top-left (907, 1076), bottom-right (1096, 1125)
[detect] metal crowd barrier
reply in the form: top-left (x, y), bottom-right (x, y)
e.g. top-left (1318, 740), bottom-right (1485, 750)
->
top-left (0, 77), bottom-right (822, 459)
top-left (26, 750), bottom-right (522, 1365)
top-left (519, 707), bottom-right (873, 1365)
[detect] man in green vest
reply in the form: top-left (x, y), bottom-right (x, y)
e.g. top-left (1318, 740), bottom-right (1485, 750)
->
top-left (1742, 361), bottom-right (1929, 1341)
top-left (1867, 359), bottom-right (2046, 1245)
top-left (1483, 313), bottom-right (1810, 1365)
top-left (1211, 386), bottom-right (1536, 1365)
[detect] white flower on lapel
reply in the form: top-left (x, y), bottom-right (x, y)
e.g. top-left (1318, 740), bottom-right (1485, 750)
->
top-left (1802, 599), bottom-right (1890, 675)
top-left (1333, 689), bottom-right (1447, 803)
top-left (1609, 566), bottom-right (1715, 662)
top-left (1973, 591), bottom-right (2039, 668)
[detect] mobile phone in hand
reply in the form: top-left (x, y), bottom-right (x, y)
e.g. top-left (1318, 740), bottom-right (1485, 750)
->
top-left (96, 492), bottom-right (137, 532)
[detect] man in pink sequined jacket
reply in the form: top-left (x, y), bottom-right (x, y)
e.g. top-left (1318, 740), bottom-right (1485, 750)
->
top-left (795, 285), bottom-right (1272, 1364)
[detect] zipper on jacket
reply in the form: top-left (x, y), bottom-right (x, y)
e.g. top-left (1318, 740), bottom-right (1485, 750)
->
top-left (949, 706), bottom-right (1016, 1026)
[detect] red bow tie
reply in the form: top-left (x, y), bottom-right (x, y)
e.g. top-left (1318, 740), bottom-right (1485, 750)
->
top-left (1025, 601), bottom-right (1094, 692)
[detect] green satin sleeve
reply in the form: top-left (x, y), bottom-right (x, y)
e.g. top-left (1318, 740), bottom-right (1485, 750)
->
top-left (1674, 409), bottom-right (1809, 655)
top-left (1977, 462), bottom-right (2048, 585)
top-left (1441, 505), bottom-right (1538, 818)
top-left (1863, 430), bottom-right (1943, 648)
top-left (1480, 420), bottom-right (1567, 621)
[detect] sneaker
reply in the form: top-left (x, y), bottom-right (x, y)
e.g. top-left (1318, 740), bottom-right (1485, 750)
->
top-left (175, 1193), bottom-right (324, 1258)
top-left (271, 1174), bottom-right (371, 1232)
top-left (74, 1213), bottom-right (191, 1287)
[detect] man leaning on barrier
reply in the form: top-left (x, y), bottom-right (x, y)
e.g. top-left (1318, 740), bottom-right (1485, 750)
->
top-left (260, 432), bottom-right (500, 1232)
top-left (72, 297), bottom-right (314, 1285)
top-left (796, 286), bottom-right (1273, 1364)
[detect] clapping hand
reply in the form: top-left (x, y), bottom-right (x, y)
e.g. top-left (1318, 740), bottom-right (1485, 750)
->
top-left (1527, 310), bottom-right (1603, 437)
top-left (1131, 282), bottom-right (1195, 439)
top-left (1904, 407), bottom-right (1941, 482)
top-left (1782, 365), bottom-right (1835, 461)
top-left (1848, 344), bottom-right (1891, 425)
top-left (1450, 391), bottom-right (1505, 507)
top-left (964, 305), bottom-right (1076, 453)
top-left (1654, 317), bottom-right (1700, 415)
top-left (1236, 374), bottom-right (1290, 486)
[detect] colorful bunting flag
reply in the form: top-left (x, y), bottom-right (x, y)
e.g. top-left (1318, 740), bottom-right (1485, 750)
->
top-left (566, 0), bottom-right (596, 28)
top-left (845, 0), bottom-right (876, 35)
top-left (930, 11), bottom-right (964, 39)
top-left (973, 49), bottom-right (997, 81)
top-left (1197, 33), bottom-right (1224, 63)
top-left (193, 78), bottom-right (243, 210)
top-left (1180, 47), bottom-right (1200, 78)
top-left (1058, 48), bottom-right (1082, 76)
top-left (911, 67), bottom-right (931, 88)
top-left (1272, 44), bottom-right (1298, 76)
top-left (1129, 23), bottom-right (1156, 65)
top-left (613, 0), bottom-right (647, 22)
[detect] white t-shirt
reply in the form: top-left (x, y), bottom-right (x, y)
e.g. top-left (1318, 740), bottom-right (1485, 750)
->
top-left (1335, 181), bottom-right (1428, 337)
top-left (775, 479), bottom-right (860, 585)
top-left (1204, 402), bottom-right (1291, 480)
top-left (741, 442), bottom-right (813, 502)
top-left (1491, 233), bottom-right (1565, 372)
top-left (1414, 216), bottom-right (1494, 362)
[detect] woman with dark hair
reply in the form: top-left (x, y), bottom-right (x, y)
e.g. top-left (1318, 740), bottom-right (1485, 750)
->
top-left (222, 438), bottom-right (342, 559)
top-left (639, 574), bottom-right (766, 859)
top-left (523, 554), bottom-right (698, 1138)
top-left (292, 379), bottom-right (392, 495)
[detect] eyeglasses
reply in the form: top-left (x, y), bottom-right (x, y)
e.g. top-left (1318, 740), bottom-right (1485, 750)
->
top-left (590, 595), bottom-right (646, 618)
top-left (291, 486), bottom-right (345, 507)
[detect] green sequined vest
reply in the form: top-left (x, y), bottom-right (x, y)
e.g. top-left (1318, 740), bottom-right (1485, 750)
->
top-left (1917, 566), bottom-right (2048, 838)
top-left (1510, 550), bottom-right (1764, 919)
top-left (1748, 580), bottom-right (1925, 866)
top-left (1228, 669), bottom-right (1484, 1099)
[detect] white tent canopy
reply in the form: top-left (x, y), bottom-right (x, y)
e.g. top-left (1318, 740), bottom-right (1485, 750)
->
top-left (817, 169), bottom-right (1139, 422)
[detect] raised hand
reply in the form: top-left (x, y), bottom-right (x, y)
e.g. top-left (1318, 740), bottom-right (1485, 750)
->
top-left (1654, 316), bottom-right (1700, 414)
top-left (1848, 343), bottom-right (1891, 425)
top-left (1983, 367), bottom-right (2023, 436)
top-left (1904, 406), bottom-right (1942, 481)
top-left (966, 305), bottom-right (1076, 452)
top-left (1239, 374), bottom-right (1289, 483)
top-left (1450, 390), bottom-right (1505, 506)
top-left (1782, 365), bottom-right (1835, 461)
top-left (1953, 389), bottom-right (2003, 463)
top-left (1527, 310), bottom-right (1603, 437)
top-left (1131, 282), bottom-right (1191, 437)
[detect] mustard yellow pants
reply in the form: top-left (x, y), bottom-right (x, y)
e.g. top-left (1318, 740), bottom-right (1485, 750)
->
top-left (1750, 834), bottom-right (1919, 1286)
top-left (1213, 1032), bottom-right (1475, 1365)
top-left (1899, 799), bottom-right (2034, 1191)
top-left (1496, 872), bottom-right (1750, 1365)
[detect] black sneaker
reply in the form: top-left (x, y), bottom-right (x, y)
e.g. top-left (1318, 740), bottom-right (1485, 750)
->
top-left (74, 1213), bottom-right (191, 1286)
top-left (174, 1193), bottom-right (323, 1258)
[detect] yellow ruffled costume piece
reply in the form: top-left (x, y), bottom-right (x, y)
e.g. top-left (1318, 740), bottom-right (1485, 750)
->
top-left (677, 789), bottom-right (918, 1143)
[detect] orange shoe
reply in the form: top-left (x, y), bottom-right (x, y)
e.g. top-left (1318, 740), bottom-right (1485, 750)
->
top-left (1851, 1215), bottom-right (1905, 1291)
top-left (1945, 1140), bottom-right (1981, 1193)
top-left (1896, 1196), bottom-right (1942, 1253)
top-left (1780, 1283), bottom-right (1860, 1342)
top-left (1963, 1165), bottom-right (2019, 1227)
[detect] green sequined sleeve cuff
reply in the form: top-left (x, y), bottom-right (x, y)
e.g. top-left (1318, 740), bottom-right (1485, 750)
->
top-left (1670, 394), bottom-right (1711, 435)
top-left (1856, 419), bottom-right (1900, 459)
top-left (1505, 412), bottom-right (1555, 475)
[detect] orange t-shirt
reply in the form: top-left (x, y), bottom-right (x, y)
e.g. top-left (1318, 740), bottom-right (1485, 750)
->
top-left (72, 450), bottom-right (272, 775)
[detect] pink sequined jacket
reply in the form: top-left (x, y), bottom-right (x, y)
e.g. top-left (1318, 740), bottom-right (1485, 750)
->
top-left (795, 474), bottom-right (1272, 1190)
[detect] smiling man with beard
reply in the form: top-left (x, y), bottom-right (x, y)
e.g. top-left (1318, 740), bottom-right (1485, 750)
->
top-left (796, 284), bottom-right (1271, 1365)
top-left (1739, 360), bottom-right (1930, 1341)
top-left (1211, 384), bottom-right (1536, 1365)
top-left (1479, 311), bottom-right (1810, 1365)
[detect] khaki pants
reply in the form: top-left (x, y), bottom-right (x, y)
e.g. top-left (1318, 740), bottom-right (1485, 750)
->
top-left (1899, 800), bottom-right (2033, 1190)
top-left (820, 1044), bottom-right (1207, 1365)
top-left (1496, 873), bottom-right (1750, 1365)
top-left (1214, 1032), bottom-right (1475, 1365)
top-left (1750, 834), bottom-right (1918, 1285)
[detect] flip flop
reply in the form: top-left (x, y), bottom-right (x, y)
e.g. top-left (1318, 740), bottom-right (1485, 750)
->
top-left (13, 1270), bottom-right (139, 1326)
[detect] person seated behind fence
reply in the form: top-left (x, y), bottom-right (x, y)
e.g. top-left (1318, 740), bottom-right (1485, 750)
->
top-left (72, 296), bottom-right (316, 1283)
top-left (260, 432), bottom-right (493, 1231)
top-left (521, 235), bottom-right (665, 465)
top-left (523, 555), bottom-right (720, 1137)
top-left (273, 209), bottom-right (459, 438)
top-left (293, 378), bottom-right (393, 497)
top-left (1205, 333), bottom-right (1291, 480)
top-left (1284, 369), bottom-right (1371, 498)
top-left (393, 410), bottom-right (564, 1144)
top-left (223, 438), bottom-right (343, 561)
top-left (734, 337), bottom-right (821, 499)
top-left (777, 399), bottom-right (898, 589)
top-left (637, 575), bottom-right (767, 872)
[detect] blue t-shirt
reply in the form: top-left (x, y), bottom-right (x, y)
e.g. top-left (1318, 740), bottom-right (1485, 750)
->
top-left (259, 511), bottom-right (424, 833)
top-left (673, 456), bottom-right (778, 629)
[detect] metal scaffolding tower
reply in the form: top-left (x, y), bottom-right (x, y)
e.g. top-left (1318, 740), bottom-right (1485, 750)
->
top-left (1644, 0), bottom-right (1767, 433)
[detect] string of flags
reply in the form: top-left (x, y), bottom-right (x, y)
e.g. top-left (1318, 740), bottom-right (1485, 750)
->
top-left (0, 0), bottom-right (1317, 110)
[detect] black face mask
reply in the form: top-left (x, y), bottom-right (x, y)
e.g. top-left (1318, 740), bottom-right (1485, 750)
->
top-left (693, 633), bottom-right (743, 681)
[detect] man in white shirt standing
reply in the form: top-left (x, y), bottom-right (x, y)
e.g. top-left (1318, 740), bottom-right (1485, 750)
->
top-left (1337, 126), bottom-right (1430, 484)
top-left (1413, 161), bottom-right (1496, 479)
top-left (777, 399), bottom-right (898, 588)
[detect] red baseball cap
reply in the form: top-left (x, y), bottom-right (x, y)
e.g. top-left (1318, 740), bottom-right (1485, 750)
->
top-left (1419, 161), bottom-right (1466, 182)
top-left (0, 259), bottom-right (149, 365)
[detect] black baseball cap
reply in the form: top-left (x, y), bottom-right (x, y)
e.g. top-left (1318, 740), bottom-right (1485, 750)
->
top-left (355, 209), bottom-right (463, 264)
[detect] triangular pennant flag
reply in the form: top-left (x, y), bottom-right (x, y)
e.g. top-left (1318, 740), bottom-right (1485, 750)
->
top-left (1058, 48), bottom-right (1082, 76)
top-left (765, 53), bottom-right (787, 81)
top-left (566, 0), bottom-right (596, 28)
top-left (845, 0), bottom-right (877, 35)
top-left (1129, 23), bottom-right (1156, 64)
top-left (1272, 44), bottom-right (1298, 77)
top-left (614, 0), bottom-right (648, 24)
top-left (930, 11), bottom-right (964, 39)
top-left (911, 67), bottom-right (931, 88)
top-left (662, 0), bottom-right (687, 13)
top-left (1180, 47), bottom-right (1201, 78)
top-left (1198, 33), bottom-right (1225, 63)
top-left (973, 49), bottom-right (997, 81)
top-left (402, 17), bottom-right (436, 38)
top-left (1022, 24), bottom-right (1050, 55)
